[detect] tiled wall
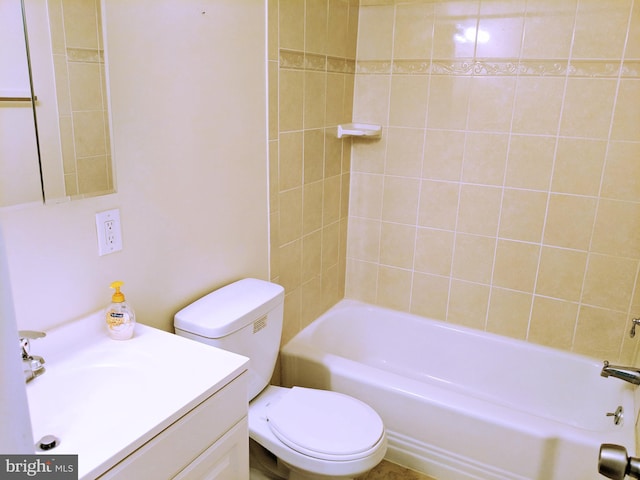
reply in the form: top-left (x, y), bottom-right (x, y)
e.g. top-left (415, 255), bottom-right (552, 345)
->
top-left (48, 0), bottom-right (113, 198)
top-left (347, 0), bottom-right (640, 362)
top-left (269, 0), bottom-right (359, 344)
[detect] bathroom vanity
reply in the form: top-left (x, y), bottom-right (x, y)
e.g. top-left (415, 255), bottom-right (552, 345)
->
top-left (25, 312), bottom-right (250, 479)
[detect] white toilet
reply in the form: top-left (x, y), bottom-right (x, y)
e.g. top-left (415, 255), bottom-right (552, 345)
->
top-left (174, 278), bottom-right (387, 480)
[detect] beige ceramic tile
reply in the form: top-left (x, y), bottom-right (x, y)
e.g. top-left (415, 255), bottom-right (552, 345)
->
top-left (279, 239), bottom-right (302, 292)
top-left (322, 222), bottom-right (341, 271)
top-left (626, 2), bottom-right (640, 59)
top-left (302, 231), bottom-right (322, 283)
top-left (323, 175), bottom-right (342, 226)
top-left (326, 73), bottom-right (346, 126)
top-left (410, 272), bottom-right (449, 321)
top-left (499, 189), bottom-right (547, 243)
top-left (357, 4), bottom-right (395, 61)
top-left (327, 0), bottom-right (350, 58)
top-left (300, 276), bottom-right (324, 327)
top-left (389, 76), bottom-right (429, 128)
top-left (279, 131), bottom-right (303, 191)
top-left (467, 77), bottom-right (516, 133)
top-left (302, 181), bottom-right (323, 234)
top-left (414, 228), bottom-right (455, 276)
top-left (493, 240), bottom-right (540, 293)
top-left (457, 184), bottom-right (502, 236)
top-left (279, 69), bottom-right (304, 132)
top-left (325, 131), bottom-right (343, 178)
top-left (572, 0), bottom-right (631, 59)
top-left (536, 247), bottom-right (587, 302)
top-left (426, 76), bottom-right (472, 130)
top-left (423, 130), bottom-right (465, 181)
top-left (269, 62), bottom-right (279, 139)
top-left (393, 2), bottom-right (435, 60)
top-left (305, 0), bottom-right (328, 55)
top-left (582, 254), bottom-right (637, 311)
top-left (68, 62), bottom-right (103, 111)
top-left (574, 306), bottom-right (626, 359)
top-left (72, 111), bottom-right (106, 157)
top-left (601, 141), bottom-right (640, 201)
top-left (353, 74), bottom-right (391, 127)
top-left (381, 176), bottom-right (420, 224)
top-left (461, 133), bottom-right (508, 186)
top-left (279, 0), bottom-right (304, 50)
top-left (279, 188), bottom-right (303, 244)
top-left (379, 223), bottom-right (416, 269)
top-left (281, 289), bottom-right (302, 346)
top-left (351, 135), bottom-right (387, 174)
top-left (487, 288), bottom-right (532, 340)
top-left (521, 0), bottom-right (577, 59)
top-left (350, 173), bottom-right (384, 219)
top-left (611, 80), bottom-right (640, 142)
top-left (377, 265), bottom-right (412, 311)
top-left (543, 194), bottom-right (597, 251)
top-left (345, 259), bottom-right (378, 303)
top-left (417, 180), bottom-right (459, 230)
top-left (591, 200), bottom-right (640, 258)
top-left (476, 0), bottom-right (526, 59)
top-left (432, 0), bottom-right (480, 59)
top-left (304, 71), bottom-right (327, 129)
top-left (559, 78), bottom-right (617, 139)
top-left (512, 77), bottom-right (565, 135)
top-left (303, 129), bottom-right (324, 184)
top-left (348, 217), bottom-right (381, 263)
top-left (504, 135), bottom-right (555, 190)
top-left (451, 233), bottom-right (496, 284)
top-left (385, 128), bottom-right (425, 177)
top-left (447, 280), bottom-right (490, 330)
top-left (551, 138), bottom-right (606, 196)
top-left (528, 296), bottom-right (578, 350)
top-left (62, 0), bottom-right (99, 49)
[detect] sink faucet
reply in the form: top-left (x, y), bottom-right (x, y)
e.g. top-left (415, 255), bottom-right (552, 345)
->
top-left (601, 361), bottom-right (640, 385)
top-left (19, 330), bottom-right (46, 383)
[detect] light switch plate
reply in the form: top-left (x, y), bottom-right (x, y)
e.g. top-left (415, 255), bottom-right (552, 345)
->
top-left (96, 209), bottom-right (123, 256)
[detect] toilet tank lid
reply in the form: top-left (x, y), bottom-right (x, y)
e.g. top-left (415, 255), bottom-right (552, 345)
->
top-left (174, 278), bottom-right (284, 339)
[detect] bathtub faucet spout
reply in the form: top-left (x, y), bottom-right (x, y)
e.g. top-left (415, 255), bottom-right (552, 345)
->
top-left (601, 361), bottom-right (640, 385)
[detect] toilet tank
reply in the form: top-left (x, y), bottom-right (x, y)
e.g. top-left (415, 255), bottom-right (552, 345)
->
top-left (174, 278), bottom-right (285, 401)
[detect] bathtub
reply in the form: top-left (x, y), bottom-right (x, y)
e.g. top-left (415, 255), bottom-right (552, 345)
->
top-left (280, 300), bottom-right (637, 480)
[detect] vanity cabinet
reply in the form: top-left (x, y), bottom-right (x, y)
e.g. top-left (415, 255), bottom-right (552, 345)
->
top-left (98, 373), bottom-right (249, 480)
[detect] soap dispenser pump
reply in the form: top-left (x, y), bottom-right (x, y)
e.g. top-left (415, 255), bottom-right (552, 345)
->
top-left (105, 281), bottom-right (135, 340)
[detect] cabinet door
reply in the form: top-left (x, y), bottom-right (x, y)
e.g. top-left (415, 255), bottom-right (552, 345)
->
top-left (174, 418), bottom-right (248, 480)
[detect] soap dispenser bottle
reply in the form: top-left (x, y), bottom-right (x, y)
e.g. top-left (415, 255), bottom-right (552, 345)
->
top-left (105, 281), bottom-right (135, 340)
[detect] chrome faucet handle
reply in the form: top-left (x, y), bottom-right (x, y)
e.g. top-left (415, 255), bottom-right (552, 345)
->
top-left (631, 318), bottom-right (640, 338)
top-left (18, 330), bottom-right (46, 359)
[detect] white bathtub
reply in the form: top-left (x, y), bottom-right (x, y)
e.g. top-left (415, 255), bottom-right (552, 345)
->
top-left (280, 300), bottom-right (637, 480)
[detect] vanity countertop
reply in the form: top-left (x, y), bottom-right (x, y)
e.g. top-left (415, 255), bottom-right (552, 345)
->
top-left (25, 312), bottom-right (248, 479)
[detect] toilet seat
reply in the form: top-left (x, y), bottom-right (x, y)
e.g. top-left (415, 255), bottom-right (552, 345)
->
top-left (266, 387), bottom-right (385, 461)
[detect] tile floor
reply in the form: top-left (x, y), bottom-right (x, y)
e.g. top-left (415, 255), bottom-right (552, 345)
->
top-left (356, 460), bottom-right (437, 480)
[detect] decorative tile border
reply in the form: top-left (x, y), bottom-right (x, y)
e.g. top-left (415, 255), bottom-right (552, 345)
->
top-left (67, 47), bottom-right (104, 64)
top-left (356, 58), bottom-right (640, 78)
top-left (280, 49), bottom-right (356, 74)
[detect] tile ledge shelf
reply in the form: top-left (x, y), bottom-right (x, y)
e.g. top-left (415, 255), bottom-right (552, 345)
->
top-left (336, 123), bottom-right (382, 139)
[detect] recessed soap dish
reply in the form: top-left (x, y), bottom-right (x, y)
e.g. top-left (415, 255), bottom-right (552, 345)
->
top-left (336, 123), bottom-right (382, 139)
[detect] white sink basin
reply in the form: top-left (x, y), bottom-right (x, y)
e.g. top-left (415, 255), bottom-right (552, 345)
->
top-left (25, 311), bottom-right (248, 479)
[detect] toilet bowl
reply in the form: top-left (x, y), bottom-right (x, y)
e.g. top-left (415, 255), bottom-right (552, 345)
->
top-left (174, 278), bottom-right (387, 479)
top-left (249, 386), bottom-right (386, 479)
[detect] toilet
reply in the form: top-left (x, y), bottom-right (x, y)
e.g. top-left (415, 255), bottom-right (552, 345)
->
top-left (174, 278), bottom-right (387, 480)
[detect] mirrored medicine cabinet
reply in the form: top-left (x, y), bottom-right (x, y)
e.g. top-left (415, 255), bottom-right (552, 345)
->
top-left (0, 0), bottom-right (115, 207)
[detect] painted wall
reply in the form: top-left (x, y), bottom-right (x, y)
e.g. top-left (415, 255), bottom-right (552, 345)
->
top-left (0, 0), bottom-right (268, 334)
top-left (347, 0), bottom-right (640, 363)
